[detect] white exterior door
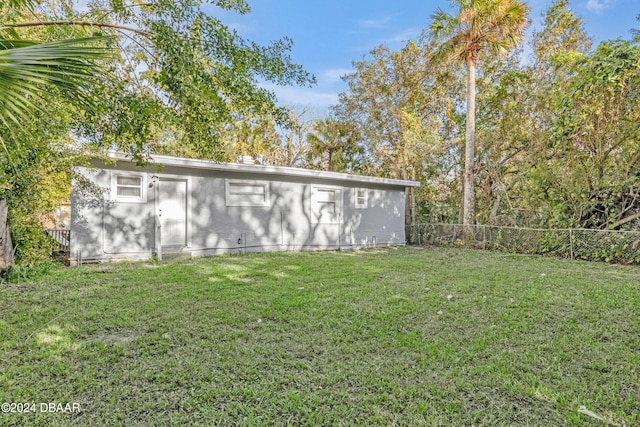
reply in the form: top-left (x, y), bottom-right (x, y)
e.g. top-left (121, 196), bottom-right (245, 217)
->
top-left (158, 179), bottom-right (187, 248)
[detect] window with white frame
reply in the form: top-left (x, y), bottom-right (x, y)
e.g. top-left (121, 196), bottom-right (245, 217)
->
top-left (355, 189), bottom-right (368, 209)
top-left (311, 186), bottom-right (341, 223)
top-left (225, 180), bottom-right (270, 207)
top-left (111, 173), bottom-right (147, 203)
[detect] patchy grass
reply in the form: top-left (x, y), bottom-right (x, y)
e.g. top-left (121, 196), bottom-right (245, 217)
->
top-left (0, 247), bottom-right (638, 426)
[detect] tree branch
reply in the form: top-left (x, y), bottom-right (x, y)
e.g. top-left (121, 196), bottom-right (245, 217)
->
top-left (3, 21), bottom-right (152, 38)
top-left (612, 211), bottom-right (640, 230)
top-left (626, 151), bottom-right (640, 177)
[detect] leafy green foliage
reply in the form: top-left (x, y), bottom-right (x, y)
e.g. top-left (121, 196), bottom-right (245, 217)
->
top-left (430, 0), bottom-right (530, 63)
top-left (0, 0), bottom-right (314, 263)
top-left (0, 37), bottom-right (108, 128)
top-left (544, 40), bottom-right (640, 229)
top-left (0, 125), bottom-right (83, 262)
top-left (336, 40), bottom-right (461, 223)
top-left (394, 1), bottom-right (640, 231)
top-left (76, 0), bottom-right (315, 160)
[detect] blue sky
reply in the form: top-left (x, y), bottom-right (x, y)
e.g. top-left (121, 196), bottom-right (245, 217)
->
top-left (217, 0), bottom-right (639, 113)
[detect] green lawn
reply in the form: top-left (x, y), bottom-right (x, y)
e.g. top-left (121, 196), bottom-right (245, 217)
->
top-left (0, 247), bottom-right (638, 426)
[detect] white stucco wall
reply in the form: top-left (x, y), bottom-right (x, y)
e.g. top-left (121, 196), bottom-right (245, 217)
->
top-left (70, 159), bottom-right (415, 262)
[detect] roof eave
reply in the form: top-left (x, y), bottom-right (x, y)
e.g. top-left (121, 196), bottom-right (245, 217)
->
top-left (104, 151), bottom-right (421, 188)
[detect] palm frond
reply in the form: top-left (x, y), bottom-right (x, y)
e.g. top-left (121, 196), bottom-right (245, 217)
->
top-left (0, 36), bottom-right (110, 128)
top-left (429, 0), bottom-right (530, 64)
top-left (430, 8), bottom-right (459, 40)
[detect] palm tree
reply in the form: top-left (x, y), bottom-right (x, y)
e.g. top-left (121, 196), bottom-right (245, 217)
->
top-left (430, 0), bottom-right (529, 226)
top-left (306, 118), bottom-right (360, 172)
top-left (0, 2), bottom-right (109, 267)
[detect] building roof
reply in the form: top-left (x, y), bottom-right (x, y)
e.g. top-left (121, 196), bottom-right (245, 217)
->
top-left (105, 151), bottom-right (420, 188)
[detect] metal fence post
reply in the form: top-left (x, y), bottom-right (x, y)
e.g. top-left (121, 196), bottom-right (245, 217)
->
top-left (483, 225), bottom-right (486, 250)
top-left (569, 229), bottom-right (574, 260)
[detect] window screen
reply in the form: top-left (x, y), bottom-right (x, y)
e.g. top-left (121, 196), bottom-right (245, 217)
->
top-left (355, 189), bottom-right (368, 209)
top-left (116, 176), bottom-right (142, 197)
top-left (112, 174), bottom-right (146, 202)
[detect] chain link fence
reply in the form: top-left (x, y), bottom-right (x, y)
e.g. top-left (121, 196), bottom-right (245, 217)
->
top-left (407, 224), bottom-right (640, 264)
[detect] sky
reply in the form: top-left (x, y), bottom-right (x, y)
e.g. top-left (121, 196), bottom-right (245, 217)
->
top-left (215, 0), bottom-right (640, 114)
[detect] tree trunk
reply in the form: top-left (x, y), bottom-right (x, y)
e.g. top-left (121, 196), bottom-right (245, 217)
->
top-left (490, 192), bottom-right (501, 222)
top-left (463, 56), bottom-right (476, 227)
top-left (404, 187), bottom-right (411, 227)
top-left (0, 199), bottom-right (15, 270)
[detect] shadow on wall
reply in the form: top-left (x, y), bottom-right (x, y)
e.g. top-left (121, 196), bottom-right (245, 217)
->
top-left (72, 164), bottom-right (409, 260)
top-left (72, 168), bottom-right (155, 259)
top-left (102, 203), bottom-right (154, 254)
top-left (189, 176), bottom-right (317, 253)
top-left (188, 175), bottom-right (406, 253)
top-left (71, 169), bottom-right (110, 259)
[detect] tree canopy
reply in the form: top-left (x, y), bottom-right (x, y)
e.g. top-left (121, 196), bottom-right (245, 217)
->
top-left (0, 0), bottom-right (314, 262)
top-left (335, 0), bottom-right (640, 231)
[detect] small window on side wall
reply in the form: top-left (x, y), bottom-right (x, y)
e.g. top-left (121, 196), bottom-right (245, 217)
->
top-left (310, 185), bottom-right (341, 223)
top-left (112, 173), bottom-right (147, 203)
top-left (225, 180), bottom-right (270, 207)
top-left (355, 189), bottom-right (368, 209)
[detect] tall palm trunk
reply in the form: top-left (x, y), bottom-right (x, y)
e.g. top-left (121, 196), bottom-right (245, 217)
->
top-left (430, 0), bottom-right (530, 229)
top-left (463, 55), bottom-right (476, 226)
